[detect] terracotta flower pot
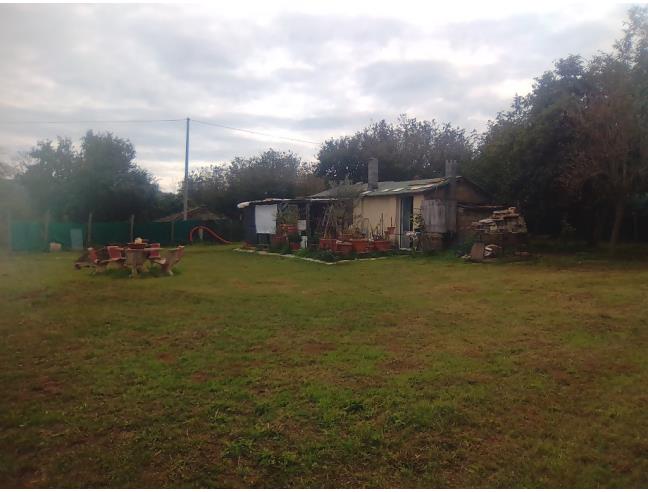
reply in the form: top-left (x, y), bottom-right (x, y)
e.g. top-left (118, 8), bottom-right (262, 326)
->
top-left (350, 239), bottom-right (369, 253)
top-left (336, 241), bottom-right (353, 255)
top-left (319, 238), bottom-right (334, 250)
top-left (373, 239), bottom-right (392, 252)
top-left (280, 224), bottom-right (298, 235)
top-left (271, 235), bottom-right (286, 248)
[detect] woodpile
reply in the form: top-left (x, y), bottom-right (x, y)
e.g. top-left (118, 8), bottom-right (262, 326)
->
top-left (463, 207), bottom-right (530, 261)
top-left (472, 207), bottom-right (527, 234)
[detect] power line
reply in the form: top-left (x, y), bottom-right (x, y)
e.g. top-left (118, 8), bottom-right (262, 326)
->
top-left (192, 119), bottom-right (320, 145)
top-left (0, 118), bottom-right (185, 124)
top-left (0, 116), bottom-right (322, 146)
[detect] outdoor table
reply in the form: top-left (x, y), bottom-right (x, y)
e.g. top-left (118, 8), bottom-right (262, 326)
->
top-left (125, 247), bottom-right (161, 276)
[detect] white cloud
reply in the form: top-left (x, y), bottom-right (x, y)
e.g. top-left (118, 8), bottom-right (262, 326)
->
top-left (0, 2), bottom-right (627, 190)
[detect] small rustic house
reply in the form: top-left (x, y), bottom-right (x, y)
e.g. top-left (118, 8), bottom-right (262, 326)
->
top-left (310, 159), bottom-right (499, 248)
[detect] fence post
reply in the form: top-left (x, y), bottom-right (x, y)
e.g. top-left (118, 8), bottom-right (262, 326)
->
top-left (129, 214), bottom-right (135, 242)
top-left (6, 211), bottom-right (11, 252)
top-left (87, 212), bottom-right (93, 246)
top-left (44, 210), bottom-right (50, 249)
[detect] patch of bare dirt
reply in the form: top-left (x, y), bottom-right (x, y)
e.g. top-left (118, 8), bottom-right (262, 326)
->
top-left (157, 352), bottom-right (176, 364)
top-left (381, 358), bottom-right (422, 373)
top-left (301, 341), bottom-right (336, 356)
top-left (31, 375), bottom-right (63, 396)
top-left (446, 284), bottom-right (478, 293)
top-left (190, 371), bottom-right (210, 382)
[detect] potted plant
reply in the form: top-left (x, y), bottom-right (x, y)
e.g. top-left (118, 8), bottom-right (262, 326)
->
top-left (336, 241), bottom-right (353, 255)
top-left (276, 205), bottom-right (300, 235)
top-left (271, 234), bottom-right (286, 248)
top-left (281, 223), bottom-right (299, 235)
top-left (350, 237), bottom-right (369, 253)
top-left (288, 232), bottom-right (301, 251)
top-left (371, 227), bottom-right (391, 252)
top-left (373, 238), bottom-right (392, 252)
top-left (319, 237), bottom-right (335, 250)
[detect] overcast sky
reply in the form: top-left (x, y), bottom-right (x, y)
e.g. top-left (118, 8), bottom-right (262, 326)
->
top-left (0, 1), bottom-right (629, 191)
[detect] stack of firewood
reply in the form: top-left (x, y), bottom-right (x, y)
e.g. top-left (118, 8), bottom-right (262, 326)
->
top-left (472, 207), bottom-right (527, 234)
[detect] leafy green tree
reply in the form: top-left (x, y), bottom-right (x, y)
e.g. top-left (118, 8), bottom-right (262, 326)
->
top-left (184, 149), bottom-right (311, 217)
top-left (0, 161), bottom-right (30, 219)
top-left (465, 55), bottom-right (590, 236)
top-left (226, 149), bottom-right (302, 204)
top-left (73, 131), bottom-right (161, 221)
top-left (469, 6), bottom-right (648, 245)
top-left (562, 8), bottom-right (648, 251)
top-left (17, 131), bottom-right (163, 221)
top-left (316, 115), bottom-right (475, 183)
top-left (17, 137), bottom-right (78, 219)
top-left (185, 164), bottom-right (229, 213)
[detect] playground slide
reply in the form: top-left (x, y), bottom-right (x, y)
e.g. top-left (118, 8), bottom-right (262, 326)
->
top-left (188, 225), bottom-right (232, 244)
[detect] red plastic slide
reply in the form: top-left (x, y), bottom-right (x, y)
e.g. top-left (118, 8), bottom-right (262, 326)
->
top-left (188, 225), bottom-right (232, 244)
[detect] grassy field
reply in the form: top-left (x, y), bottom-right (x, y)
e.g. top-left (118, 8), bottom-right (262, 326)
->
top-left (0, 245), bottom-right (647, 487)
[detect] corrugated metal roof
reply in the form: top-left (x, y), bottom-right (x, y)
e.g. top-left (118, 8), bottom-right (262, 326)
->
top-left (237, 197), bottom-right (337, 209)
top-left (311, 177), bottom-right (454, 198)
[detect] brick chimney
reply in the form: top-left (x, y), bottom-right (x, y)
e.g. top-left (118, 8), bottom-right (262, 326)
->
top-left (368, 158), bottom-right (379, 190)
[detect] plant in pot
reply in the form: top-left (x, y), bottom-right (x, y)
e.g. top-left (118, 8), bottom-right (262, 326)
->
top-left (276, 205), bottom-right (300, 235)
top-left (318, 238), bottom-right (334, 251)
top-left (339, 225), bottom-right (355, 242)
top-left (336, 241), bottom-right (353, 256)
top-left (288, 232), bottom-right (301, 251)
top-left (270, 234), bottom-right (287, 249)
top-left (372, 227), bottom-right (392, 252)
top-left (350, 235), bottom-right (369, 253)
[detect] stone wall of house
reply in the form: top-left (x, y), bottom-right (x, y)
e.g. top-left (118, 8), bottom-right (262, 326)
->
top-left (354, 195), bottom-right (399, 241)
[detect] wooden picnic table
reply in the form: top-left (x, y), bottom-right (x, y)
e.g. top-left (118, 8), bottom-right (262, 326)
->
top-left (74, 243), bottom-right (184, 277)
top-left (125, 246), bottom-right (162, 276)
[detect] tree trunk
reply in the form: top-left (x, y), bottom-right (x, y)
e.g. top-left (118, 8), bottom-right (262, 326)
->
top-left (590, 214), bottom-right (605, 247)
top-left (609, 198), bottom-right (625, 254)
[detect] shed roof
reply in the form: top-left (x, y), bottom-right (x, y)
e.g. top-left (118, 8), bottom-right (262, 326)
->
top-left (311, 177), bottom-right (460, 198)
top-left (236, 197), bottom-right (337, 209)
top-left (155, 206), bottom-right (225, 222)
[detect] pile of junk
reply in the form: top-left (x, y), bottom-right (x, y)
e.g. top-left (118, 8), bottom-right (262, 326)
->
top-left (464, 207), bottom-right (531, 261)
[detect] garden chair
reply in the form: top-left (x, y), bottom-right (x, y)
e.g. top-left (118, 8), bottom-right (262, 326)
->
top-left (74, 247), bottom-right (99, 270)
top-left (104, 245), bottom-right (126, 269)
top-left (160, 245), bottom-right (185, 276)
top-left (75, 247), bottom-right (112, 273)
top-left (148, 243), bottom-right (162, 260)
top-left (149, 243), bottom-right (166, 266)
top-left (148, 243), bottom-right (167, 269)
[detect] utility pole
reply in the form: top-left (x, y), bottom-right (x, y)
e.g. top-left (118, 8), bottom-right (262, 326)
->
top-left (183, 117), bottom-right (191, 221)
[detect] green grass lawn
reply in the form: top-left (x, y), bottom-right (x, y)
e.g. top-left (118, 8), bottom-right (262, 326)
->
top-left (1, 245), bottom-right (647, 487)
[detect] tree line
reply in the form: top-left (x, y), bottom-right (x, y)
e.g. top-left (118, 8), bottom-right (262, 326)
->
top-left (467, 6), bottom-right (648, 248)
top-left (2, 6), bottom-right (647, 248)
